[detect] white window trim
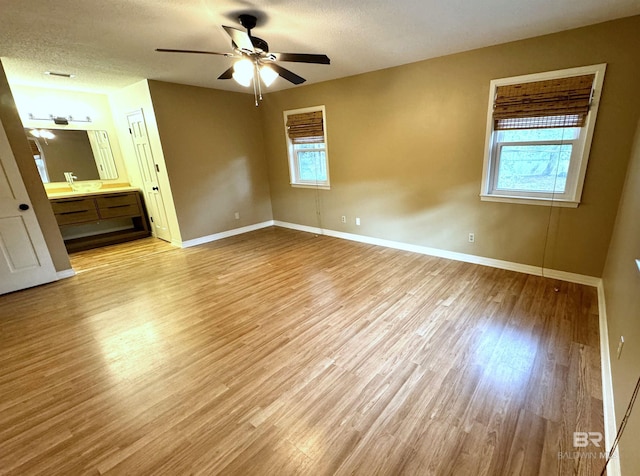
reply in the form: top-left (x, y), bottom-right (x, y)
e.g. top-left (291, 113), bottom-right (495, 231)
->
top-left (480, 64), bottom-right (607, 207)
top-left (283, 105), bottom-right (330, 190)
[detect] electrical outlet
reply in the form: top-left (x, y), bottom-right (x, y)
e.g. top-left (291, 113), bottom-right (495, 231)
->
top-left (234, 212), bottom-right (240, 220)
top-left (468, 233), bottom-right (475, 243)
top-left (341, 215), bottom-right (346, 223)
top-left (617, 336), bottom-right (625, 359)
top-left (355, 217), bottom-right (361, 226)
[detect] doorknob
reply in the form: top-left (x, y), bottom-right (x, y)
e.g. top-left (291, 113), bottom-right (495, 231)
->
top-left (18, 203), bottom-right (30, 211)
top-left (152, 186), bottom-right (159, 191)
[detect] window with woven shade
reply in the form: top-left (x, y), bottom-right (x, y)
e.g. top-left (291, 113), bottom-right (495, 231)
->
top-left (481, 64), bottom-right (606, 207)
top-left (283, 106), bottom-right (330, 189)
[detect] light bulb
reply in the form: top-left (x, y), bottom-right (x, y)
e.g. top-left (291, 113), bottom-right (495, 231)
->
top-left (259, 65), bottom-right (278, 87)
top-left (232, 59), bottom-right (254, 87)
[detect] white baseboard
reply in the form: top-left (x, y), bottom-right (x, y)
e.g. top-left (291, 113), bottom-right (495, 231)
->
top-left (274, 221), bottom-right (601, 287)
top-left (273, 220), bottom-right (322, 235)
top-left (541, 268), bottom-right (601, 287)
top-left (56, 269), bottom-right (76, 280)
top-left (178, 221), bottom-right (274, 248)
top-left (597, 282), bottom-right (621, 476)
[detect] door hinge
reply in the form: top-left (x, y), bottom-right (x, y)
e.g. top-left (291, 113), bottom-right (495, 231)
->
top-left (128, 128), bottom-right (132, 134)
top-left (150, 216), bottom-right (154, 222)
top-left (155, 164), bottom-right (160, 173)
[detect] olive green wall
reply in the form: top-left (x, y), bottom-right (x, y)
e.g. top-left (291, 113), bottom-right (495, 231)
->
top-left (0, 61), bottom-right (70, 272)
top-left (147, 80), bottom-right (273, 242)
top-left (260, 15), bottom-right (640, 277)
top-left (602, 118), bottom-right (640, 474)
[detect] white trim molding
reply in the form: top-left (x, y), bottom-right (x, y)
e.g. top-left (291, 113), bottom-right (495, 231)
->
top-left (56, 269), bottom-right (76, 280)
top-left (178, 221), bottom-right (274, 248)
top-left (479, 194), bottom-right (579, 208)
top-left (273, 220), bottom-right (322, 235)
top-left (274, 221), bottom-right (600, 287)
top-left (597, 282), bottom-right (621, 476)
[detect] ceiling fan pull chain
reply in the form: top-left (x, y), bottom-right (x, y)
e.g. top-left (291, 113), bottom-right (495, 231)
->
top-left (257, 64), bottom-right (264, 102)
top-left (252, 65), bottom-right (259, 107)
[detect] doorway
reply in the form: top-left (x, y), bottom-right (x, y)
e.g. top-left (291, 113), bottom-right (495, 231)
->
top-left (127, 110), bottom-right (171, 242)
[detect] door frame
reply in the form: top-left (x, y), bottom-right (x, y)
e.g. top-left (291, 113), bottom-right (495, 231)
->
top-left (126, 109), bottom-right (172, 243)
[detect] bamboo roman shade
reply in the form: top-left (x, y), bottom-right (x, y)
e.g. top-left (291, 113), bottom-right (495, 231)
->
top-left (493, 74), bottom-right (595, 130)
top-left (286, 111), bottom-right (324, 144)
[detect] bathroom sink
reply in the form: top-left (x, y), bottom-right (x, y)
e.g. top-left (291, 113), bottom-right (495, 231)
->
top-left (70, 181), bottom-right (103, 193)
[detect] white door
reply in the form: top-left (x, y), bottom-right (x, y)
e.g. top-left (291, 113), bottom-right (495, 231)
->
top-left (88, 130), bottom-right (117, 180)
top-left (126, 110), bottom-right (171, 242)
top-left (0, 118), bottom-right (57, 295)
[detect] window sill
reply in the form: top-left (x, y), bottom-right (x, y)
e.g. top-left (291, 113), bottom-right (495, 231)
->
top-left (480, 194), bottom-right (579, 208)
top-left (291, 183), bottom-right (331, 191)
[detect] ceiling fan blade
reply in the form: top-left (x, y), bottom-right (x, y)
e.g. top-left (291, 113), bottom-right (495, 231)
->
top-left (271, 63), bottom-right (306, 85)
top-left (272, 53), bottom-right (330, 65)
top-left (156, 48), bottom-right (231, 56)
top-left (218, 67), bottom-right (234, 80)
top-left (222, 26), bottom-right (254, 53)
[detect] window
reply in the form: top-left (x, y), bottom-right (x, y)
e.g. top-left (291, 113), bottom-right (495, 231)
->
top-left (481, 64), bottom-right (606, 207)
top-left (28, 138), bottom-right (49, 183)
top-left (283, 105), bottom-right (330, 189)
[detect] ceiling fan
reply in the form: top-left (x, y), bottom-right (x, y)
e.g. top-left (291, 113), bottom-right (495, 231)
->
top-left (156, 14), bottom-right (330, 104)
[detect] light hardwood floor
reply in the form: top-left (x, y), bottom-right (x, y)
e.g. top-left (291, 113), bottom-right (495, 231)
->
top-left (0, 227), bottom-right (605, 475)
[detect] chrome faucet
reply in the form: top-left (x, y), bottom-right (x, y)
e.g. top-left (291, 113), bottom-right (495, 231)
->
top-left (63, 172), bottom-right (78, 186)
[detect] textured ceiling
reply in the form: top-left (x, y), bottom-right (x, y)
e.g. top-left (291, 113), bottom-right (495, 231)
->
top-left (2, 0), bottom-right (639, 94)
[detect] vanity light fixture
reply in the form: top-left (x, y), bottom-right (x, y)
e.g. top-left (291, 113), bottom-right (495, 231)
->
top-left (28, 113), bottom-right (92, 124)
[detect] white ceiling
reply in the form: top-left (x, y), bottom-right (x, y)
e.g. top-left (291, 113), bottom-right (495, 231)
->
top-left (2, 0), bottom-right (639, 95)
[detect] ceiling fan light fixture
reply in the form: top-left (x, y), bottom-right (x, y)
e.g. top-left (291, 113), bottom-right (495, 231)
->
top-left (259, 65), bottom-right (278, 87)
top-left (156, 14), bottom-right (330, 103)
top-left (232, 58), bottom-right (254, 87)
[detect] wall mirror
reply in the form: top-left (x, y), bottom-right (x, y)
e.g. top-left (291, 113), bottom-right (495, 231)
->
top-left (25, 128), bottom-right (118, 183)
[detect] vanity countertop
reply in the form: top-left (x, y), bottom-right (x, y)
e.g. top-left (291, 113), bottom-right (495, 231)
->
top-left (47, 186), bottom-right (140, 199)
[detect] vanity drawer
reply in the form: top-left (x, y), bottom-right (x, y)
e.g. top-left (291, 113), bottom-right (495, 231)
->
top-left (95, 193), bottom-right (138, 209)
top-left (98, 203), bottom-right (141, 219)
top-left (54, 208), bottom-right (100, 226)
top-left (51, 198), bottom-right (95, 214)
top-left (96, 192), bottom-right (141, 219)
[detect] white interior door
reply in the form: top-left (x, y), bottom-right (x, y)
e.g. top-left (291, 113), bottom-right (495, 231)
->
top-left (88, 130), bottom-right (117, 180)
top-left (0, 118), bottom-right (57, 295)
top-left (127, 110), bottom-right (171, 242)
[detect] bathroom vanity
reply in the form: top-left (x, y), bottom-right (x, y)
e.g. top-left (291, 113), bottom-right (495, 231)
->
top-left (49, 189), bottom-right (150, 252)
